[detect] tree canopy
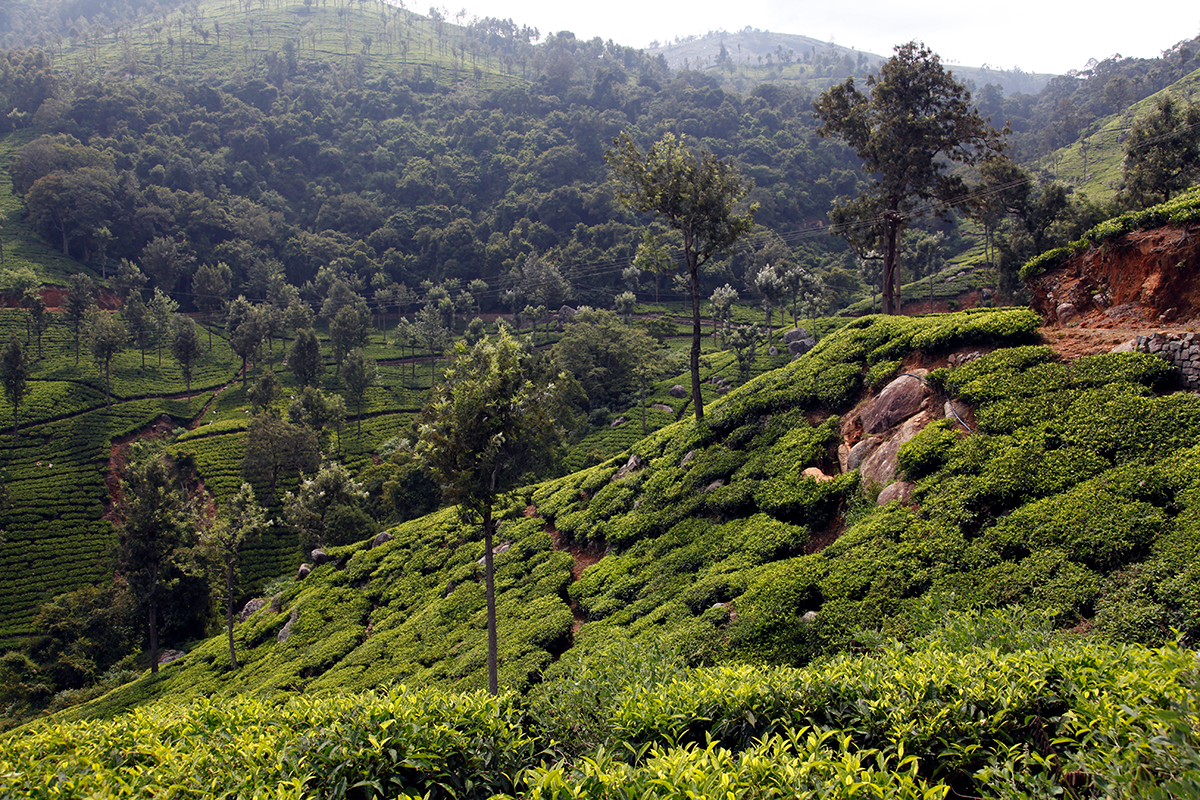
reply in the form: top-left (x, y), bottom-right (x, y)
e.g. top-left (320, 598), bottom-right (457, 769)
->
top-left (606, 131), bottom-right (756, 420)
top-left (815, 41), bottom-right (1003, 313)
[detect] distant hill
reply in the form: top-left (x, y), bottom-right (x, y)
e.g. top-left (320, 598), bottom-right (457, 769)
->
top-left (647, 29), bottom-right (1055, 97)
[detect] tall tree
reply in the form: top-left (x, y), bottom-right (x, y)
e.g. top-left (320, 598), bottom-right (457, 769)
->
top-left (193, 482), bottom-right (269, 670)
top-left (65, 273), bottom-right (96, 366)
top-left (170, 315), bottom-right (204, 401)
top-left (342, 348), bottom-right (376, 435)
top-left (606, 132), bottom-right (756, 420)
top-left (411, 329), bottom-right (562, 694)
top-left (192, 261), bottom-right (232, 350)
top-left (289, 327), bottom-right (323, 388)
top-left (0, 336), bottom-right (30, 439)
top-left (87, 310), bottom-right (127, 410)
top-left (815, 41), bottom-right (1003, 314)
top-left (116, 444), bottom-right (193, 674)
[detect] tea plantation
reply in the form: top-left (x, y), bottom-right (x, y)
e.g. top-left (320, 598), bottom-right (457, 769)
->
top-left (7, 305), bottom-right (1200, 795)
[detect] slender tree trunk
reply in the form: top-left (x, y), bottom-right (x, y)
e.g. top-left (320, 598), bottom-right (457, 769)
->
top-left (687, 246), bottom-right (704, 421)
top-left (149, 564), bottom-right (160, 674)
top-left (226, 562), bottom-right (238, 669)
top-left (483, 503), bottom-right (498, 695)
top-left (883, 208), bottom-right (902, 315)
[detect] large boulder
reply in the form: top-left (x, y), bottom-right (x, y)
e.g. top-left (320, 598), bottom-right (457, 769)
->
top-left (788, 338), bottom-right (816, 357)
top-left (783, 328), bottom-right (810, 344)
top-left (668, 384), bottom-right (688, 399)
top-left (860, 372), bottom-right (930, 434)
top-left (369, 532), bottom-right (393, 549)
top-left (847, 437), bottom-right (882, 472)
top-left (859, 410), bottom-right (936, 488)
top-left (311, 548), bottom-right (329, 565)
top-left (295, 563), bottom-right (312, 581)
top-left (876, 480), bottom-right (916, 505)
top-left (239, 597), bottom-right (268, 622)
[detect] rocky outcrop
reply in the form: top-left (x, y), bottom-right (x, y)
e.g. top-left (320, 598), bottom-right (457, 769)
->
top-left (860, 371), bottom-right (931, 434)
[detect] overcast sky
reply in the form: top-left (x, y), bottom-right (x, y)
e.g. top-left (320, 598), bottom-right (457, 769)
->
top-left (425, 0), bottom-right (1199, 75)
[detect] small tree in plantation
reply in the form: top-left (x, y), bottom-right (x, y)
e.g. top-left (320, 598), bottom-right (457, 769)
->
top-left (0, 336), bottom-right (30, 439)
top-left (193, 482), bottom-right (269, 670)
top-left (88, 310), bottom-right (127, 410)
top-left (410, 329), bottom-right (562, 694)
top-left (606, 132), bottom-right (756, 421)
top-left (289, 327), bottom-right (323, 388)
top-left (342, 348), bottom-right (376, 435)
top-left (170, 315), bottom-right (204, 400)
top-left (116, 444), bottom-right (194, 674)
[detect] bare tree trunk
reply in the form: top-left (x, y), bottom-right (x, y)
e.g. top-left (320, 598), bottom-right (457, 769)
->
top-left (226, 562), bottom-right (238, 669)
top-left (483, 503), bottom-right (498, 695)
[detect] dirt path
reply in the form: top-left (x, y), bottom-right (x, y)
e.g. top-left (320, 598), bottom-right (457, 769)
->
top-left (526, 504), bottom-right (606, 635)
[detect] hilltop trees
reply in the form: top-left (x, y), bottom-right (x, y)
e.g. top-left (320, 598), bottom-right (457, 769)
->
top-left (607, 132), bottom-right (756, 421)
top-left (411, 329), bottom-right (563, 694)
top-left (1121, 94), bottom-right (1200, 207)
top-left (815, 41), bottom-right (1004, 314)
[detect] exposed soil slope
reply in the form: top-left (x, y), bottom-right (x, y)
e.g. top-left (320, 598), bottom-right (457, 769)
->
top-left (1027, 223), bottom-right (1200, 359)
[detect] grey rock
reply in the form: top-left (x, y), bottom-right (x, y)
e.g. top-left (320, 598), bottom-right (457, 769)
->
top-left (295, 563), bottom-right (312, 581)
top-left (860, 372), bottom-right (930, 434)
top-left (239, 598), bottom-right (268, 623)
top-left (788, 338), bottom-right (816, 356)
top-left (277, 608), bottom-right (299, 643)
top-left (769, 346), bottom-right (779, 357)
top-left (156, 649), bottom-right (186, 666)
top-left (614, 453), bottom-right (644, 480)
top-left (847, 438), bottom-right (882, 472)
top-left (801, 610), bottom-right (818, 623)
top-left (782, 328), bottom-right (810, 344)
top-left (370, 532), bottom-right (393, 549)
top-left (311, 548), bottom-right (329, 565)
top-left (876, 480), bottom-right (916, 505)
top-left (1056, 303), bottom-right (1078, 324)
top-left (668, 384), bottom-right (688, 398)
top-left (651, 403), bottom-right (675, 413)
top-left (1109, 339), bottom-right (1137, 354)
top-left (681, 449), bottom-right (698, 467)
top-left (704, 479), bottom-right (726, 493)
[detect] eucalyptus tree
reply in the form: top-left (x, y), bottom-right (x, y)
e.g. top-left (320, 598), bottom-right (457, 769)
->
top-left (410, 329), bottom-right (563, 694)
top-left (0, 336), bottom-right (30, 439)
top-left (607, 132), bottom-right (756, 420)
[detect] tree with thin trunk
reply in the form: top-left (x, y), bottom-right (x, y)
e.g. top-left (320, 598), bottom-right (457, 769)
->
top-left (87, 310), bottom-right (127, 410)
top-left (192, 261), bottom-right (231, 350)
top-left (117, 444), bottom-right (193, 675)
top-left (193, 482), bottom-right (269, 670)
top-left (171, 315), bottom-right (204, 400)
top-left (411, 329), bottom-right (563, 694)
top-left (606, 132), bottom-right (756, 421)
top-left (27, 292), bottom-right (51, 360)
top-left (1, 336), bottom-right (30, 439)
top-left (65, 274), bottom-right (96, 366)
top-left (342, 348), bottom-right (376, 435)
top-left (815, 41), bottom-right (1003, 314)
top-left (289, 327), bottom-right (323, 388)
top-left (415, 302), bottom-right (449, 388)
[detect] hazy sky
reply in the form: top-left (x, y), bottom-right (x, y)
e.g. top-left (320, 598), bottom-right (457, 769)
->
top-left (426, 0), bottom-right (1199, 75)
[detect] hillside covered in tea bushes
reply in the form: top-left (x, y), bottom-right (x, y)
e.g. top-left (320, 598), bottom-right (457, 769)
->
top-left (7, 305), bottom-right (1200, 796)
top-left (38, 306), bottom-right (1200, 712)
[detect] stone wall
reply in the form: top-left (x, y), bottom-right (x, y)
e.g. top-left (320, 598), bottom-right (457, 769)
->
top-left (1135, 332), bottom-right (1200, 389)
